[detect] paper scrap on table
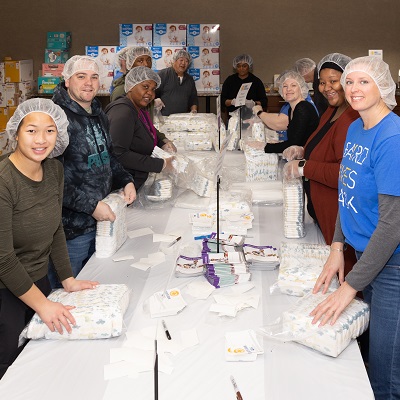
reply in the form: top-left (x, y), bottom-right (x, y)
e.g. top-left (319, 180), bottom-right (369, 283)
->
top-left (131, 252), bottom-right (166, 271)
top-left (213, 293), bottom-right (260, 311)
top-left (130, 261), bottom-right (152, 271)
top-left (104, 360), bottom-right (139, 380)
top-left (149, 288), bottom-right (187, 318)
top-left (225, 329), bottom-right (264, 362)
top-left (127, 227), bottom-right (154, 239)
top-left (112, 255), bottom-right (135, 262)
top-left (230, 282), bottom-right (255, 295)
top-left (209, 303), bottom-right (237, 317)
top-left (181, 328), bottom-right (199, 348)
top-left (110, 347), bottom-right (154, 368)
top-left (186, 280), bottom-right (216, 300)
top-left (158, 353), bottom-right (174, 375)
top-left (153, 233), bottom-right (177, 243)
top-left (124, 331), bottom-right (155, 351)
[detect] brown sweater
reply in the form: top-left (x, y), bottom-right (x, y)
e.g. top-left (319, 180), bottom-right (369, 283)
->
top-left (0, 157), bottom-right (72, 297)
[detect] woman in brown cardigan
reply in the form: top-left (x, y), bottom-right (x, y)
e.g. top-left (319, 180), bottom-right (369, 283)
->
top-left (283, 53), bottom-right (358, 276)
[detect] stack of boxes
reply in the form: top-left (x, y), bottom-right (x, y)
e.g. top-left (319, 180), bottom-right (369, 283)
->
top-left (0, 58), bottom-right (34, 154)
top-left (39, 32), bottom-right (71, 94)
top-left (187, 24), bottom-right (220, 93)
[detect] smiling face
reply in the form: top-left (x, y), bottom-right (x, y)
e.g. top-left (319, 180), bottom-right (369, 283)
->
top-left (236, 62), bottom-right (249, 79)
top-left (173, 57), bottom-right (189, 76)
top-left (319, 68), bottom-right (345, 108)
top-left (14, 112), bottom-right (58, 164)
top-left (281, 78), bottom-right (301, 102)
top-left (127, 79), bottom-right (157, 109)
top-left (65, 70), bottom-right (100, 109)
top-left (344, 71), bottom-right (382, 114)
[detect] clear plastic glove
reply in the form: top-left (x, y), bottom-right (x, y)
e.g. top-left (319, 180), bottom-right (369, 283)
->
top-left (190, 109), bottom-right (197, 114)
top-left (163, 156), bottom-right (176, 172)
top-left (162, 141), bottom-right (177, 154)
top-left (154, 98), bottom-right (165, 111)
top-left (231, 98), bottom-right (236, 106)
top-left (252, 105), bottom-right (263, 115)
top-left (245, 99), bottom-right (255, 108)
top-left (283, 160), bottom-right (302, 180)
top-left (282, 145), bottom-right (304, 161)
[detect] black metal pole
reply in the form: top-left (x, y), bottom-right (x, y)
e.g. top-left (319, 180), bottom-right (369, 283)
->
top-left (216, 175), bottom-right (220, 253)
top-left (154, 339), bottom-right (158, 400)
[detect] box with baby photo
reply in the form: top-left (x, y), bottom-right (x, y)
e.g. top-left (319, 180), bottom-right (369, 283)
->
top-left (153, 23), bottom-right (187, 46)
top-left (151, 46), bottom-right (186, 71)
top-left (188, 46), bottom-right (220, 69)
top-left (119, 24), bottom-right (153, 47)
top-left (188, 68), bottom-right (220, 92)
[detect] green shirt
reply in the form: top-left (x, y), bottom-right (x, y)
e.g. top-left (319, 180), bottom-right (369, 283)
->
top-left (0, 156), bottom-right (72, 297)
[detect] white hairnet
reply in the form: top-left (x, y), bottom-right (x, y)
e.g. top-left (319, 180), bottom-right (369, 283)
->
top-left (62, 55), bottom-right (104, 80)
top-left (115, 47), bottom-right (130, 69)
top-left (317, 53), bottom-right (352, 78)
top-left (6, 98), bottom-right (69, 158)
top-left (172, 49), bottom-right (191, 63)
top-left (124, 66), bottom-right (161, 92)
top-left (125, 46), bottom-right (153, 70)
top-left (293, 58), bottom-right (316, 76)
top-left (233, 54), bottom-right (253, 69)
top-left (340, 56), bottom-right (397, 110)
top-left (278, 70), bottom-right (309, 100)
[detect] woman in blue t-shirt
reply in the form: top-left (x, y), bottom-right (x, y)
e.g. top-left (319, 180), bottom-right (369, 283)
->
top-left (311, 56), bottom-right (400, 400)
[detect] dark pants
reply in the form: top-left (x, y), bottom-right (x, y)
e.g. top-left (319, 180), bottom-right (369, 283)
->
top-left (0, 275), bottom-right (51, 379)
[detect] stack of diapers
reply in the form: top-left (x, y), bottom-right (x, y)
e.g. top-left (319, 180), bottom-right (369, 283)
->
top-left (283, 177), bottom-right (305, 238)
top-left (20, 284), bottom-right (131, 340)
top-left (96, 193), bottom-right (127, 258)
top-left (243, 144), bottom-right (279, 181)
top-left (281, 292), bottom-right (370, 357)
top-left (277, 242), bottom-right (339, 296)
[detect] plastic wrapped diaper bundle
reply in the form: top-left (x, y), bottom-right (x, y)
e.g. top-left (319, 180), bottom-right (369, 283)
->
top-left (243, 144), bottom-right (279, 182)
top-left (279, 292), bottom-right (369, 357)
top-left (96, 192), bottom-right (127, 258)
top-left (283, 177), bottom-right (305, 238)
top-left (277, 242), bottom-right (339, 296)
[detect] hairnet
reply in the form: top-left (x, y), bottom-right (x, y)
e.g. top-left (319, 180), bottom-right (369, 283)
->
top-left (6, 98), bottom-right (69, 158)
top-left (115, 47), bottom-right (130, 69)
top-left (277, 70), bottom-right (309, 100)
top-left (124, 66), bottom-right (161, 92)
top-left (125, 46), bottom-right (153, 70)
top-left (340, 56), bottom-right (397, 110)
top-left (233, 54), bottom-right (253, 69)
top-left (293, 58), bottom-right (316, 76)
top-left (172, 49), bottom-right (191, 63)
top-left (317, 53), bottom-right (352, 78)
top-left (62, 55), bottom-right (103, 80)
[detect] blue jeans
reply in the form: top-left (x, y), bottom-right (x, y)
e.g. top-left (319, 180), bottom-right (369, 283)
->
top-left (48, 231), bottom-right (96, 289)
top-left (361, 255), bottom-right (400, 400)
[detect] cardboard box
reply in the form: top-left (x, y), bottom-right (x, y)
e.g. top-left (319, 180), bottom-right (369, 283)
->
top-left (5, 81), bottom-right (35, 106)
top-left (188, 46), bottom-right (219, 69)
top-left (153, 23), bottom-right (186, 46)
top-left (4, 59), bottom-right (34, 83)
top-left (0, 84), bottom-right (6, 107)
top-left (187, 24), bottom-right (220, 47)
top-left (85, 45), bottom-right (119, 76)
top-left (38, 76), bottom-right (61, 94)
top-left (119, 24), bottom-right (153, 47)
top-left (45, 49), bottom-right (69, 64)
top-left (46, 31), bottom-right (72, 49)
top-left (0, 108), bottom-right (8, 130)
top-left (98, 75), bottom-right (114, 95)
top-left (42, 63), bottom-right (64, 77)
top-left (151, 46), bottom-right (185, 71)
top-left (188, 68), bottom-right (220, 92)
top-left (0, 63), bottom-right (4, 84)
top-left (0, 129), bottom-right (13, 155)
top-left (7, 106), bottom-right (17, 120)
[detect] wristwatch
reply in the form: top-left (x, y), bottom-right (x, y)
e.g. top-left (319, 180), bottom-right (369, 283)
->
top-left (257, 110), bottom-right (264, 117)
top-left (298, 159), bottom-right (307, 176)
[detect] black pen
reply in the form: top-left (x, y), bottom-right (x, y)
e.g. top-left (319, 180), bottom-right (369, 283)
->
top-left (168, 236), bottom-right (181, 248)
top-left (162, 319), bottom-right (171, 340)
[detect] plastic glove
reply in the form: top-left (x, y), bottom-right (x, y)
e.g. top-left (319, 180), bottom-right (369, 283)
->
top-left (252, 105), bottom-right (263, 115)
top-left (245, 99), bottom-right (255, 108)
top-left (231, 98), bottom-right (236, 106)
top-left (190, 109), bottom-right (197, 114)
top-left (283, 160), bottom-right (302, 180)
top-left (162, 141), bottom-right (177, 154)
top-left (282, 145), bottom-right (304, 161)
top-left (246, 140), bottom-right (266, 150)
top-left (154, 98), bottom-right (165, 111)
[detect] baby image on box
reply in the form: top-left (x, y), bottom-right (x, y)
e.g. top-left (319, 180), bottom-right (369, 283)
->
top-left (134, 25), bottom-right (145, 44)
top-left (163, 48), bottom-right (174, 68)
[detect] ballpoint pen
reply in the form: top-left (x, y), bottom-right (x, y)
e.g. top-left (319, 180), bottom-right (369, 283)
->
top-left (162, 319), bottom-right (171, 340)
top-left (168, 236), bottom-right (181, 248)
top-left (230, 375), bottom-right (243, 400)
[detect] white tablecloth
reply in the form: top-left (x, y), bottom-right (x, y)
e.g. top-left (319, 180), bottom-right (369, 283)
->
top-left (0, 153), bottom-right (373, 400)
